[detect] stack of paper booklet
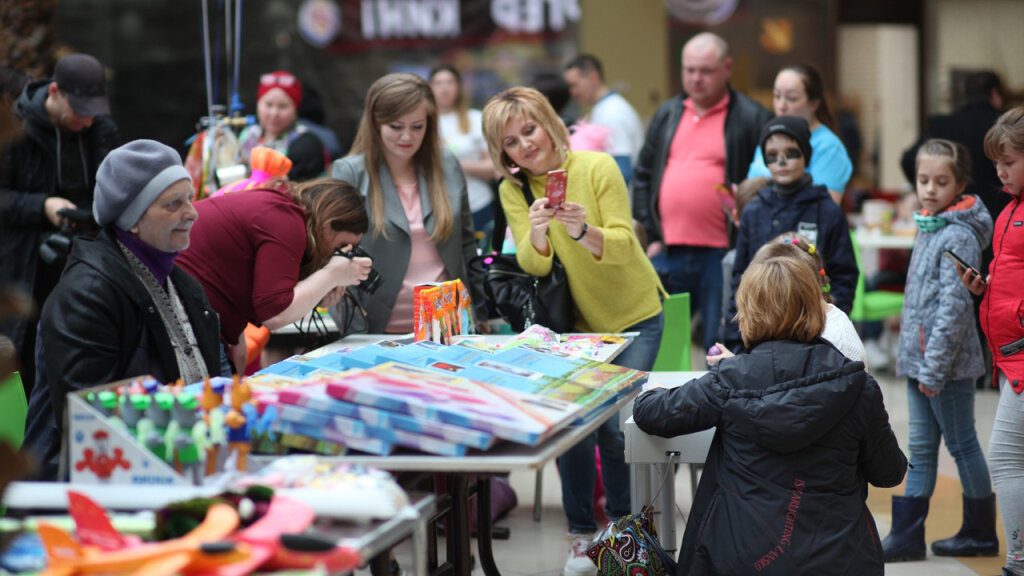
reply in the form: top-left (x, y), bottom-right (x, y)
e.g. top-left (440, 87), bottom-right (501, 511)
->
top-left (247, 339), bottom-right (647, 456)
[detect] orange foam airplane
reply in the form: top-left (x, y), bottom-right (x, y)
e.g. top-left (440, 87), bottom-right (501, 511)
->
top-left (66, 491), bottom-right (144, 550)
top-left (38, 501), bottom-right (248, 576)
top-left (193, 495), bottom-right (360, 576)
top-left (65, 490), bottom-right (360, 576)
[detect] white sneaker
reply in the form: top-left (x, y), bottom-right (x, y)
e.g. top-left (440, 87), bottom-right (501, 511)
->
top-left (563, 532), bottom-right (597, 576)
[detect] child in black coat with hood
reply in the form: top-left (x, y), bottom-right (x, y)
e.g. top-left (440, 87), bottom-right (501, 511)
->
top-left (635, 254), bottom-right (906, 575)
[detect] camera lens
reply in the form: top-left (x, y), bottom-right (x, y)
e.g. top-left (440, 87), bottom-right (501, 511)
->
top-left (360, 269), bottom-right (383, 294)
top-left (334, 246), bottom-right (382, 294)
top-left (39, 232), bottom-right (73, 265)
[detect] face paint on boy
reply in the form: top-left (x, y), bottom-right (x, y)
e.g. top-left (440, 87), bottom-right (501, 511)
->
top-left (765, 148), bottom-right (804, 165)
top-left (763, 134), bottom-right (807, 186)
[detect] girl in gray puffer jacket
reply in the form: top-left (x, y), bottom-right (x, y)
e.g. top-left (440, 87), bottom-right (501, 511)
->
top-left (884, 139), bottom-right (999, 562)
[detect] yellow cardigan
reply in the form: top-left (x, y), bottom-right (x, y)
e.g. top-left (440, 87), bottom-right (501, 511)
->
top-left (500, 150), bottom-right (665, 333)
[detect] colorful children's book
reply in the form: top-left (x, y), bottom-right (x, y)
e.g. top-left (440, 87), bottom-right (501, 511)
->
top-left (324, 362), bottom-right (583, 445)
top-left (421, 341), bottom-right (645, 407)
top-left (276, 403), bottom-right (468, 456)
top-left (276, 421), bottom-right (393, 456)
top-left (277, 384), bottom-right (495, 450)
top-left (278, 429), bottom-right (347, 456)
top-left (254, 356), bottom-right (322, 377)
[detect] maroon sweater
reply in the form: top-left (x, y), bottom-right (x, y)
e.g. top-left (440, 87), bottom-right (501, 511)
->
top-left (178, 189), bottom-right (307, 343)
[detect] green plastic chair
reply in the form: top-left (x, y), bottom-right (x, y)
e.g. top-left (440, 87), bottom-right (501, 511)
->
top-left (849, 232), bottom-right (905, 323)
top-left (0, 371), bottom-right (27, 449)
top-left (653, 293), bottom-right (692, 371)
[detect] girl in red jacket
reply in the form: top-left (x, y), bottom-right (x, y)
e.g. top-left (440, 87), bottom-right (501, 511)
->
top-left (962, 106), bottom-right (1024, 576)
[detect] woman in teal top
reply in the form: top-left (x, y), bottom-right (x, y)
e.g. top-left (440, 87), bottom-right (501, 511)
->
top-left (747, 64), bottom-right (853, 204)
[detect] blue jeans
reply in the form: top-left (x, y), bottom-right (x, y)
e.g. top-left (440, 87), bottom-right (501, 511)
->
top-left (651, 246), bottom-right (725, 351)
top-left (905, 377), bottom-right (992, 499)
top-left (558, 312), bottom-right (664, 533)
top-left (219, 342), bottom-right (234, 377)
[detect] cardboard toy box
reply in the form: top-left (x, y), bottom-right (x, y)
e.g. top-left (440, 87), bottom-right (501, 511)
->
top-left (66, 379), bottom-right (192, 485)
top-left (65, 377), bottom-right (275, 486)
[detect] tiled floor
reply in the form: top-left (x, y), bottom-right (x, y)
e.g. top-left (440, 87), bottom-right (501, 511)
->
top-left (381, 348), bottom-right (1007, 576)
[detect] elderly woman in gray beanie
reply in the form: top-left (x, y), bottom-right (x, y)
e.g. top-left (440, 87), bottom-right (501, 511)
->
top-left (23, 139), bottom-right (222, 480)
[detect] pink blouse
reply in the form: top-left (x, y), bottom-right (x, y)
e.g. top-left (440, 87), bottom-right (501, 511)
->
top-left (385, 182), bottom-right (449, 332)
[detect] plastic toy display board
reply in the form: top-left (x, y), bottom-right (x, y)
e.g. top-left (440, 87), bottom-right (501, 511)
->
top-left (65, 376), bottom-right (266, 486)
top-left (66, 386), bottom-right (188, 486)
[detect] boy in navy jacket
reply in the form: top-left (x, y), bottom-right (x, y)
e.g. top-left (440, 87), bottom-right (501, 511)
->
top-left (725, 116), bottom-right (858, 349)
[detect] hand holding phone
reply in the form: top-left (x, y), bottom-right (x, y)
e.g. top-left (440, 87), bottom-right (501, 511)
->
top-left (943, 250), bottom-right (982, 281)
top-left (545, 169), bottom-right (567, 209)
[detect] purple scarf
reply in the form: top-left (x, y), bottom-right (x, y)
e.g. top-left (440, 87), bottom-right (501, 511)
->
top-left (114, 227), bottom-right (177, 286)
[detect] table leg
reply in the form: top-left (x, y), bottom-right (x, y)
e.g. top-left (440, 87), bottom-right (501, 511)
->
top-left (532, 468), bottom-right (543, 522)
top-left (630, 462), bottom-right (652, 515)
top-left (656, 463), bottom-right (677, 555)
top-left (369, 553), bottom-right (390, 576)
top-left (413, 511), bottom-right (428, 576)
top-left (447, 475), bottom-right (472, 576)
top-left (475, 474), bottom-right (502, 576)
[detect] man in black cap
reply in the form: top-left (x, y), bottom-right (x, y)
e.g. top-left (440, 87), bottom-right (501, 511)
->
top-left (0, 53), bottom-right (119, 394)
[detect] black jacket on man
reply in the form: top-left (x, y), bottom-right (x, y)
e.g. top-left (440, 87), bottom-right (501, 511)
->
top-left (634, 339), bottom-right (907, 576)
top-left (22, 228), bottom-right (221, 480)
top-left (0, 78), bottom-right (119, 353)
top-left (633, 87), bottom-right (772, 245)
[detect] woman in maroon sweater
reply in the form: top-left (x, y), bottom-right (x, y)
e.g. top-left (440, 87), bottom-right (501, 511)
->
top-left (177, 178), bottom-right (371, 373)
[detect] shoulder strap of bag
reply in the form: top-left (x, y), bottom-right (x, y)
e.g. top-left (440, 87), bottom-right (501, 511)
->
top-left (492, 178), bottom-right (535, 254)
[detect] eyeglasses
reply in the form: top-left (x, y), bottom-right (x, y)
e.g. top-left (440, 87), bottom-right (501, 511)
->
top-left (764, 148), bottom-right (803, 165)
top-left (260, 73), bottom-right (297, 87)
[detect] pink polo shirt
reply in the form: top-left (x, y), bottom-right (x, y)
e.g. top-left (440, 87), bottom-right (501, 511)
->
top-left (658, 95), bottom-right (731, 248)
top-left (385, 182), bottom-right (449, 333)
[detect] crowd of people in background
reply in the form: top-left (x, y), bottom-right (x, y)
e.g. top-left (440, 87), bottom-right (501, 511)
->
top-left (3, 28), bottom-right (1024, 576)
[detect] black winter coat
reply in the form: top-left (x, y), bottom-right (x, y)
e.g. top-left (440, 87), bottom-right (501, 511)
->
top-left (633, 88), bottom-right (772, 244)
top-left (0, 79), bottom-right (119, 351)
top-left (724, 183), bottom-right (858, 346)
top-left (633, 339), bottom-right (907, 576)
top-left (22, 228), bottom-right (221, 479)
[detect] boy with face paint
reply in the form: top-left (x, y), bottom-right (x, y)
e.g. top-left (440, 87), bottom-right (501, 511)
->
top-left (723, 116), bottom-right (859, 350)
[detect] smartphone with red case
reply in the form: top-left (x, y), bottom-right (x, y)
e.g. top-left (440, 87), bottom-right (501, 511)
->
top-left (545, 169), bottom-right (567, 208)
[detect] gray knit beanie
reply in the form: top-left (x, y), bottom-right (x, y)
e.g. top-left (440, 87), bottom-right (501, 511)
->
top-left (93, 139), bottom-right (192, 230)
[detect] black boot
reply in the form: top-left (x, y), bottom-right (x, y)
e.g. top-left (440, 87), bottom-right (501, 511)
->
top-left (882, 495), bottom-right (929, 562)
top-left (932, 494), bottom-right (999, 556)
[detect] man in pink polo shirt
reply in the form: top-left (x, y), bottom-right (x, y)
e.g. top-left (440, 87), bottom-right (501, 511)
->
top-left (633, 32), bottom-right (771, 352)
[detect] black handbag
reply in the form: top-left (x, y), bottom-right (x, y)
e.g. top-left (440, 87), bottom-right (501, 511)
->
top-left (481, 179), bottom-right (575, 333)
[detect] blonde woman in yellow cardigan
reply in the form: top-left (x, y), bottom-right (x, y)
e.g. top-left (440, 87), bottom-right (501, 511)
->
top-left (482, 86), bottom-right (665, 576)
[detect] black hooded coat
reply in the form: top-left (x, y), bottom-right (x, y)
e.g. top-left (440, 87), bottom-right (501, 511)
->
top-left (633, 339), bottom-right (907, 575)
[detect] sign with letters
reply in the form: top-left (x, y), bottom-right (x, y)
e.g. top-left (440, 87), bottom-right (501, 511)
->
top-left (322, 0), bottom-right (581, 52)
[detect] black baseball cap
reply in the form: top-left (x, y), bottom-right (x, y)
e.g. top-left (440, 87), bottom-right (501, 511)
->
top-left (54, 54), bottom-right (109, 117)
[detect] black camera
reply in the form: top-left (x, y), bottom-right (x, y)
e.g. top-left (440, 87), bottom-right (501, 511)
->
top-left (334, 245), bottom-right (383, 294)
top-left (39, 208), bottom-right (98, 265)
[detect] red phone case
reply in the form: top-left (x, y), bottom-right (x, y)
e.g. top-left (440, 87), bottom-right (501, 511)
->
top-left (545, 169), bottom-right (567, 208)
